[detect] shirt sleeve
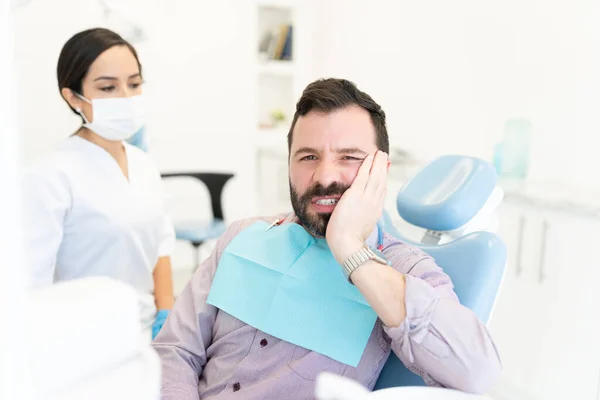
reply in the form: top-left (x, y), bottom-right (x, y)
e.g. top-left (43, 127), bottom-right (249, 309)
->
top-left (152, 220), bottom-right (249, 399)
top-left (158, 212), bottom-right (176, 258)
top-left (21, 169), bottom-right (70, 288)
top-left (147, 153), bottom-right (175, 258)
top-left (381, 240), bottom-right (502, 394)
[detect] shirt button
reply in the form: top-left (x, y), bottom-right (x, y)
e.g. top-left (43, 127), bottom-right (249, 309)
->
top-left (233, 382), bottom-right (241, 392)
top-left (260, 338), bottom-right (268, 347)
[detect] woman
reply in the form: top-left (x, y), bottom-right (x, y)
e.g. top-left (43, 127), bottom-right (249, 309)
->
top-left (22, 28), bottom-right (174, 339)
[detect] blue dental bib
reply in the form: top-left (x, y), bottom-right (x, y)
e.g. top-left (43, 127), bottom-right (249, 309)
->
top-left (206, 221), bottom-right (378, 367)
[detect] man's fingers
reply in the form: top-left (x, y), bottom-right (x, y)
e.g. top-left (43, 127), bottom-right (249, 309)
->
top-left (365, 151), bottom-right (388, 196)
top-left (351, 154), bottom-right (375, 192)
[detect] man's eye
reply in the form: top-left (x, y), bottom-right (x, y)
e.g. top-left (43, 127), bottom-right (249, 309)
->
top-left (342, 156), bottom-right (361, 160)
top-left (301, 155), bottom-right (317, 161)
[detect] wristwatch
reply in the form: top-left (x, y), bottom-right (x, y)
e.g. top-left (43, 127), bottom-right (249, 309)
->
top-left (341, 246), bottom-right (389, 283)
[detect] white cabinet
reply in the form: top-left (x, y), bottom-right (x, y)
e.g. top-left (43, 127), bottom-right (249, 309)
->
top-left (488, 204), bottom-right (540, 395)
top-left (490, 202), bottom-right (600, 400)
top-left (529, 213), bottom-right (600, 400)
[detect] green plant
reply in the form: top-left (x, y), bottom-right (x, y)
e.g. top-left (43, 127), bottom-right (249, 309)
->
top-left (270, 109), bottom-right (286, 123)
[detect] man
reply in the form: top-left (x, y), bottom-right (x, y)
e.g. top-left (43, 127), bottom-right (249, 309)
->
top-left (153, 78), bottom-right (502, 399)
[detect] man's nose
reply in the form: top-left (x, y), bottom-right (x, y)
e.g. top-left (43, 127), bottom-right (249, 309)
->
top-left (313, 160), bottom-right (343, 188)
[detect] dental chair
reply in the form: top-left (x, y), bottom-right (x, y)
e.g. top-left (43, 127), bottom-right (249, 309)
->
top-left (373, 155), bottom-right (507, 390)
top-left (160, 172), bottom-right (234, 269)
top-left (128, 128), bottom-right (235, 269)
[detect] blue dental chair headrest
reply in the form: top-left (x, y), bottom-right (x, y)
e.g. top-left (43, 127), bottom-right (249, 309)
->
top-left (396, 155), bottom-right (498, 232)
top-left (375, 155), bottom-right (507, 390)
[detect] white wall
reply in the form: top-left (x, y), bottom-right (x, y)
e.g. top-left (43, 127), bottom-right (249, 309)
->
top-left (312, 0), bottom-right (600, 187)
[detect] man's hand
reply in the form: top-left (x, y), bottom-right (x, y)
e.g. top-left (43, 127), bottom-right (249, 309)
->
top-left (326, 151), bottom-right (389, 264)
top-left (326, 151), bottom-right (405, 327)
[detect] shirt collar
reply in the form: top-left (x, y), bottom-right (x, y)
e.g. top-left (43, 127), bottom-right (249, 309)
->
top-left (281, 212), bottom-right (380, 249)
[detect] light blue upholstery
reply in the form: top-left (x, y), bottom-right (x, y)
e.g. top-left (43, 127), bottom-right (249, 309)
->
top-left (396, 155), bottom-right (497, 232)
top-left (126, 127), bottom-right (149, 152)
top-left (173, 219), bottom-right (227, 244)
top-left (374, 155), bottom-right (507, 390)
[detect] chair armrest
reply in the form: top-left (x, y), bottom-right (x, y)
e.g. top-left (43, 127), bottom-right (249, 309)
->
top-left (160, 172), bottom-right (234, 220)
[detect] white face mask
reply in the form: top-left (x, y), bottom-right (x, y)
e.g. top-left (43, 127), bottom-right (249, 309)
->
top-left (75, 93), bottom-right (145, 141)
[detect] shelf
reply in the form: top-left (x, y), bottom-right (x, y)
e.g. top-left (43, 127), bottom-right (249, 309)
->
top-left (258, 60), bottom-right (296, 77)
top-left (257, 0), bottom-right (295, 9)
top-left (255, 127), bottom-right (289, 153)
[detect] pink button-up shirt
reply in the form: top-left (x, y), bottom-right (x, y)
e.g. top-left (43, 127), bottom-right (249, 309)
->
top-left (153, 214), bottom-right (501, 399)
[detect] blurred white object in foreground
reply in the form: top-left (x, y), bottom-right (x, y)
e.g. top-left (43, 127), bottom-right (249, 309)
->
top-left (315, 372), bottom-right (489, 400)
top-left (30, 277), bottom-right (160, 400)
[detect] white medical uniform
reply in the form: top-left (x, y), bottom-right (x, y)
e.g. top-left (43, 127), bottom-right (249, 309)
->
top-left (22, 135), bottom-right (175, 330)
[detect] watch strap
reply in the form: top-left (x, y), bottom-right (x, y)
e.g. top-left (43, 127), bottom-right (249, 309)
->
top-left (341, 246), bottom-right (377, 283)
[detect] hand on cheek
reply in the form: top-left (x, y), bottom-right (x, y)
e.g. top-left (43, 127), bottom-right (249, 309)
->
top-left (326, 151), bottom-right (389, 263)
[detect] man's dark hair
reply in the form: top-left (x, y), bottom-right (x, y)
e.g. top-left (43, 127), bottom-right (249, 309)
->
top-left (287, 78), bottom-right (389, 154)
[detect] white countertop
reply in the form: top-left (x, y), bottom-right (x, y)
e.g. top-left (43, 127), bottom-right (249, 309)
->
top-left (500, 179), bottom-right (600, 219)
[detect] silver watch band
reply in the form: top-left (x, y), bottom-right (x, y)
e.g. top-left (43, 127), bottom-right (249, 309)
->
top-left (341, 246), bottom-right (375, 282)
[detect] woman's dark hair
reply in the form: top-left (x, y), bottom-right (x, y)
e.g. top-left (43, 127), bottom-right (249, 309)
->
top-left (57, 28), bottom-right (142, 113)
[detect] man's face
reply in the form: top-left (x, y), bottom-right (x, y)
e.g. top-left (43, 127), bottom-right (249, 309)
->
top-left (289, 105), bottom-right (379, 236)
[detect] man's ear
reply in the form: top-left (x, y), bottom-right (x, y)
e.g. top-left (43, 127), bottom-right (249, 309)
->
top-left (61, 87), bottom-right (83, 111)
top-left (387, 160), bottom-right (391, 172)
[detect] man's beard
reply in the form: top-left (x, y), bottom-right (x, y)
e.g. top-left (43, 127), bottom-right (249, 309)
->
top-left (289, 181), bottom-right (350, 237)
